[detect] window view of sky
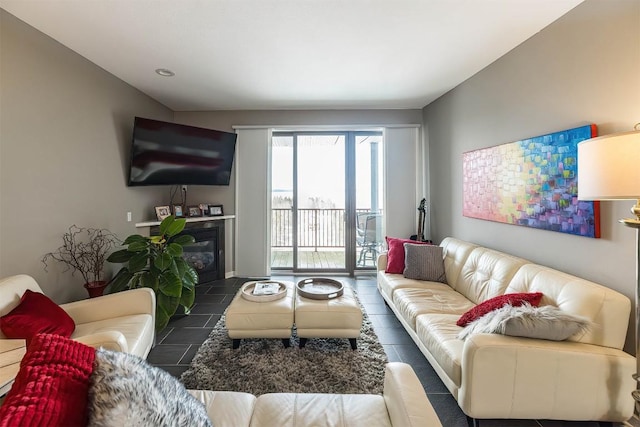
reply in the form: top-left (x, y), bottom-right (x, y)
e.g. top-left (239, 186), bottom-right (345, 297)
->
top-left (272, 135), bottom-right (382, 210)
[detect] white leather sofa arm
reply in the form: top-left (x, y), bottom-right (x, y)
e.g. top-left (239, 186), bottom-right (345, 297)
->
top-left (377, 253), bottom-right (387, 271)
top-left (383, 362), bottom-right (442, 426)
top-left (61, 288), bottom-right (155, 325)
top-left (459, 334), bottom-right (635, 421)
top-left (73, 331), bottom-right (129, 353)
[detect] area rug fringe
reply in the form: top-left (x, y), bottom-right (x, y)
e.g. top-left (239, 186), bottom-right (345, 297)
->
top-left (180, 298), bottom-right (388, 395)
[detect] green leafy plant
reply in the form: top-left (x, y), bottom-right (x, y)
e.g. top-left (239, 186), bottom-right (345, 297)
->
top-left (107, 215), bottom-right (198, 331)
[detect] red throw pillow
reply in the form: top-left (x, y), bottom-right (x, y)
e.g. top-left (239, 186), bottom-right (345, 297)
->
top-left (385, 237), bottom-right (430, 274)
top-left (456, 292), bottom-right (544, 327)
top-left (0, 289), bottom-right (75, 342)
top-left (0, 333), bottom-right (95, 427)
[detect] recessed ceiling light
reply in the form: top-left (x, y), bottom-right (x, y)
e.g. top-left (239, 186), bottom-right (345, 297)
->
top-left (155, 68), bottom-right (175, 77)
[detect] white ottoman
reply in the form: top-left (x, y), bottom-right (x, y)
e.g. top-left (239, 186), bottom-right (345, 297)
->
top-left (294, 284), bottom-right (363, 349)
top-left (226, 281), bottom-right (295, 349)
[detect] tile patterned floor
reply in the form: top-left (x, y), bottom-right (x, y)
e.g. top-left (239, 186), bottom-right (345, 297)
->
top-left (148, 276), bottom-right (627, 427)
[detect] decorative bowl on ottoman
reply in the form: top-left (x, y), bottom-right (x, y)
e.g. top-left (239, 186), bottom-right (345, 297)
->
top-left (296, 277), bottom-right (344, 300)
top-left (240, 281), bottom-right (288, 302)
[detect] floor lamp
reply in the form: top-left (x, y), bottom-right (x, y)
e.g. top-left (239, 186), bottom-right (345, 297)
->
top-left (577, 125), bottom-right (640, 411)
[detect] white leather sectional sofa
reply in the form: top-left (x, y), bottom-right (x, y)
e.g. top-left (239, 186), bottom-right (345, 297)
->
top-left (189, 362), bottom-right (442, 427)
top-left (377, 237), bottom-right (636, 424)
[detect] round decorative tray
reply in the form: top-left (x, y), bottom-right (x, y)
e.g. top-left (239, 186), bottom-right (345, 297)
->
top-left (240, 281), bottom-right (288, 302)
top-left (296, 278), bottom-right (344, 300)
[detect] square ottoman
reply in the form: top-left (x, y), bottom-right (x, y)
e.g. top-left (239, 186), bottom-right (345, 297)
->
top-left (294, 284), bottom-right (363, 349)
top-left (226, 281), bottom-right (295, 349)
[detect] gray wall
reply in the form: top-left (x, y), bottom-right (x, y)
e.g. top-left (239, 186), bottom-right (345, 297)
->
top-left (0, 11), bottom-right (172, 303)
top-left (423, 0), bottom-right (640, 352)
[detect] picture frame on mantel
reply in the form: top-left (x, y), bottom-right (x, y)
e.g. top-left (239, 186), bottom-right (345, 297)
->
top-left (187, 205), bottom-right (202, 217)
top-left (209, 204), bottom-right (224, 217)
top-left (155, 206), bottom-right (171, 221)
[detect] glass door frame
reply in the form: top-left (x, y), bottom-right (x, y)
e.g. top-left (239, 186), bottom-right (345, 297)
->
top-left (271, 130), bottom-right (383, 275)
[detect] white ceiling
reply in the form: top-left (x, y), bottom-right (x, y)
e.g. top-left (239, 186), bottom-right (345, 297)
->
top-left (1, 0), bottom-right (583, 111)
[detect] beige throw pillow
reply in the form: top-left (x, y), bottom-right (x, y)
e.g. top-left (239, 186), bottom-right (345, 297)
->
top-left (402, 243), bottom-right (447, 283)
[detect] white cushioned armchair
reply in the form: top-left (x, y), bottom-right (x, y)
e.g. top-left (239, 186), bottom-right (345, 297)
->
top-left (0, 274), bottom-right (155, 394)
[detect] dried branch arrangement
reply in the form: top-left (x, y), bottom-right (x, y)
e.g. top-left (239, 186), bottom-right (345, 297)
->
top-left (43, 225), bottom-right (121, 285)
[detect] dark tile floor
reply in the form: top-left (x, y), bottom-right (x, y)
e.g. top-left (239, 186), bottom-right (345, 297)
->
top-left (148, 275), bottom-right (630, 427)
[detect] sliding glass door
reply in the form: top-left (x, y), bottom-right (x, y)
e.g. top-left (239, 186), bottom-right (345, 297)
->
top-left (271, 130), bottom-right (383, 274)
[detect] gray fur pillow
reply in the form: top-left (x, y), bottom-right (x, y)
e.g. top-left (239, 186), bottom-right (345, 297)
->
top-left (403, 243), bottom-right (447, 283)
top-left (458, 303), bottom-right (591, 341)
top-left (88, 348), bottom-right (212, 427)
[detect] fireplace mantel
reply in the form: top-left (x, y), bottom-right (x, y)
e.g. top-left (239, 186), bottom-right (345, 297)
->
top-left (135, 215), bottom-right (235, 228)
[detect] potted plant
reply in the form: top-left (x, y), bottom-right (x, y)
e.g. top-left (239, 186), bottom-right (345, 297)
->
top-left (106, 215), bottom-right (198, 332)
top-left (42, 226), bottom-right (120, 298)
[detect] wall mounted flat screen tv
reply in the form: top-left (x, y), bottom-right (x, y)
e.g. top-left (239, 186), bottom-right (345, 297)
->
top-left (127, 117), bottom-right (237, 186)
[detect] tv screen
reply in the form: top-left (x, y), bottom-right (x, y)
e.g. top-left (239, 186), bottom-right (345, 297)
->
top-left (127, 117), bottom-right (237, 186)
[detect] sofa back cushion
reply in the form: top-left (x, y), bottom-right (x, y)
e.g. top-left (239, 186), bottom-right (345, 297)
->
top-left (505, 263), bottom-right (630, 349)
top-left (452, 247), bottom-right (528, 304)
top-left (440, 238), bottom-right (478, 287)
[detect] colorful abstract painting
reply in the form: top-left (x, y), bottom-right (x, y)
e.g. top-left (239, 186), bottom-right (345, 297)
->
top-left (462, 124), bottom-right (600, 238)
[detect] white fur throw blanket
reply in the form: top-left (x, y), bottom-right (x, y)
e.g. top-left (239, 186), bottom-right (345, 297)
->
top-left (458, 303), bottom-right (591, 341)
top-left (88, 349), bottom-right (212, 427)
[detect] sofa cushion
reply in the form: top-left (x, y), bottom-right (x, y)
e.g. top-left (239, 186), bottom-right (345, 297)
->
top-left (440, 238), bottom-right (478, 287)
top-left (451, 247), bottom-right (528, 303)
top-left (458, 303), bottom-right (591, 341)
top-left (0, 333), bottom-right (95, 426)
top-left (394, 287), bottom-right (475, 330)
top-left (250, 393), bottom-right (391, 427)
top-left (0, 290), bottom-right (75, 343)
top-left (415, 313), bottom-right (465, 388)
top-left (456, 292), bottom-right (543, 327)
top-left (403, 243), bottom-right (447, 283)
top-left (377, 272), bottom-right (450, 303)
top-left (385, 237), bottom-right (429, 274)
top-left (188, 390), bottom-right (256, 427)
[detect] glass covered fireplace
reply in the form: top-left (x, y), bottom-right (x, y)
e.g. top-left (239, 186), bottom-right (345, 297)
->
top-left (151, 220), bottom-right (225, 285)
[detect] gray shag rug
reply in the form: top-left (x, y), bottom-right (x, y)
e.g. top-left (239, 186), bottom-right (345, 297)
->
top-left (180, 302), bottom-right (388, 395)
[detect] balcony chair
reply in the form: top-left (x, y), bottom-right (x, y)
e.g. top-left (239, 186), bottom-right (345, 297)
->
top-left (356, 212), bottom-right (381, 267)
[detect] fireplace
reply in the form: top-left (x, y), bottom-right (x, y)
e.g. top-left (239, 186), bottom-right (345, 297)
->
top-left (151, 220), bottom-right (225, 284)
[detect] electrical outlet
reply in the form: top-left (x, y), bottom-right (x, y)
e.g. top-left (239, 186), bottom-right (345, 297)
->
top-left (182, 185), bottom-right (188, 192)
top-left (127, 212), bottom-right (132, 222)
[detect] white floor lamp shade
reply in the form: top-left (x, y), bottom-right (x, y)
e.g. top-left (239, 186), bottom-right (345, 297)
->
top-left (577, 127), bottom-right (640, 410)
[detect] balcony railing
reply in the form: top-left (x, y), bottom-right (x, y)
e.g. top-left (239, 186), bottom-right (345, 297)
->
top-left (271, 208), bottom-right (375, 250)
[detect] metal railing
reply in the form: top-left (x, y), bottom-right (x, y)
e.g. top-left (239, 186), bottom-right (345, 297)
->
top-left (271, 208), bottom-right (375, 250)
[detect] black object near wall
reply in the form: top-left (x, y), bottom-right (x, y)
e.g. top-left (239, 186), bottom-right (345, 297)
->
top-left (151, 220), bottom-right (225, 284)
